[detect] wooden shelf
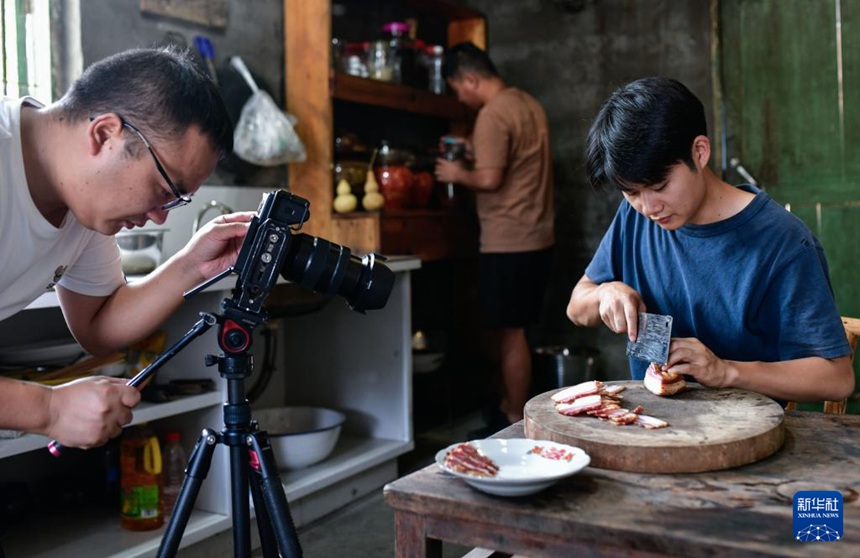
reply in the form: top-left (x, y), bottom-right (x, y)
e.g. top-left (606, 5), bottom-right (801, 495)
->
top-left (0, 505), bottom-right (229, 558)
top-left (0, 393), bottom-right (222, 459)
top-left (328, 208), bottom-right (477, 261)
top-left (332, 72), bottom-right (471, 120)
top-left (380, 209), bottom-right (477, 260)
top-left (286, 0), bottom-right (485, 258)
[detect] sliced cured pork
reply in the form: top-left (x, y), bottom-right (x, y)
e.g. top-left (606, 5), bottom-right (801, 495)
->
top-left (552, 380), bottom-right (669, 429)
top-left (444, 442), bottom-right (500, 477)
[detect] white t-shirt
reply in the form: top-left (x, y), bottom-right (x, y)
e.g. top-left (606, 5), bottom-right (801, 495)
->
top-left (0, 96), bottom-right (124, 321)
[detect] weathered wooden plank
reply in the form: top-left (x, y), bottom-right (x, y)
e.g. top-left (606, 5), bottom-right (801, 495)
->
top-left (140, 0), bottom-right (227, 28)
top-left (384, 413), bottom-right (860, 557)
top-left (394, 510), bottom-right (443, 558)
top-left (285, 0), bottom-right (335, 242)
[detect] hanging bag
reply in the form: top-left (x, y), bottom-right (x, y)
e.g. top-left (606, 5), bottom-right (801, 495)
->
top-left (230, 56), bottom-right (306, 166)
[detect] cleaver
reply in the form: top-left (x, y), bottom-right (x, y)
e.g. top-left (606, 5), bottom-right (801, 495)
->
top-left (626, 312), bottom-right (673, 365)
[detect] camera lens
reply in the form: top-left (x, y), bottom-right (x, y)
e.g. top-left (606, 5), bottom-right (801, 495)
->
top-left (279, 233), bottom-right (395, 312)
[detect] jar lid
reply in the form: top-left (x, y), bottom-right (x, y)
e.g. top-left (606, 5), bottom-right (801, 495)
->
top-left (382, 21), bottom-right (410, 34)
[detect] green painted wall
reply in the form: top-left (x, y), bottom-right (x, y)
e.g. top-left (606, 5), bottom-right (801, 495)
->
top-left (720, 0), bottom-right (860, 401)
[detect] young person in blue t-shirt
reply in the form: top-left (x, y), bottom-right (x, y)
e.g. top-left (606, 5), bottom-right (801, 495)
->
top-left (566, 76), bottom-right (854, 404)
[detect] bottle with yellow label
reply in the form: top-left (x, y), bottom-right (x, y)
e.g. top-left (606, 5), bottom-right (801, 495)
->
top-left (120, 424), bottom-right (164, 531)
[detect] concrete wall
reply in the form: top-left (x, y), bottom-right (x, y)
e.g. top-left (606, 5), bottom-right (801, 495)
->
top-left (78, 0), bottom-right (286, 188)
top-left (76, 0), bottom-right (712, 381)
top-left (463, 0), bottom-right (713, 379)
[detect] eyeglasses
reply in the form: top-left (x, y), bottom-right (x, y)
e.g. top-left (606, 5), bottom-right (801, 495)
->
top-left (120, 120), bottom-right (192, 211)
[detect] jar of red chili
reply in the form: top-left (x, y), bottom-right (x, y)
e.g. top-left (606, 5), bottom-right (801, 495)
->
top-left (409, 151), bottom-right (436, 209)
top-left (374, 141), bottom-right (414, 210)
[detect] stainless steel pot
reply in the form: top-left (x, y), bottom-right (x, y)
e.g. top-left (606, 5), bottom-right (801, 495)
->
top-left (532, 346), bottom-right (599, 393)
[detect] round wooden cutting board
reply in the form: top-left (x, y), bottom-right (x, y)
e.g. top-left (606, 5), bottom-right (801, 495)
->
top-left (524, 381), bottom-right (785, 474)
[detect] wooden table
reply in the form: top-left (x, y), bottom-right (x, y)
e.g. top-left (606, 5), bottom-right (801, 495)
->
top-left (384, 411), bottom-right (860, 557)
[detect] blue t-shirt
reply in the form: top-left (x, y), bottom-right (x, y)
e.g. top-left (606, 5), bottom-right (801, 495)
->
top-left (586, 185), bottom-right (850, 380)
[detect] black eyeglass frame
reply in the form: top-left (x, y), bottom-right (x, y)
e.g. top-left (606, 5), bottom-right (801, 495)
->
top-left (88, 116), bottom-right (191, 211)
top-left (120, 120), bottom-right (192, 211)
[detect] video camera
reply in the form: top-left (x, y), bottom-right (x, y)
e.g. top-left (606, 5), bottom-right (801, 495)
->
top-left (227, 189), bottom-right (394, 316)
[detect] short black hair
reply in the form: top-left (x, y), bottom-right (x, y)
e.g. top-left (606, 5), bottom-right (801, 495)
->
top-left (56, 47), bottom-right (233, 159)
top-left (443, 42), bottom-right (499, 81)
top-left (585, 77), bottom-right (707, 192)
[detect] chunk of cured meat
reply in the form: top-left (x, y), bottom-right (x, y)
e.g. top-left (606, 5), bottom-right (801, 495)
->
top-left (643, 362), bottom-right (686, 396)
top-left (444, 442), bottom-right (500, 477)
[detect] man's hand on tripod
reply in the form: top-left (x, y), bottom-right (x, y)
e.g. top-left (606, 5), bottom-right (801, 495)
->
top-left (45, 376), bottom-right (140, 449)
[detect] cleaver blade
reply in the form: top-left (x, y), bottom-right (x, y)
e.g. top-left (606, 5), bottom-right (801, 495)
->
top-left (626, 312), bottom-right (673, 365)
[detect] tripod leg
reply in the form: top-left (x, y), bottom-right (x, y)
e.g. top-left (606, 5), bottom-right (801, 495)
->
top-left (230, 442), bottom-right (253, 557)
top-left (247, 431), bottom-right (303, 557)
top-left (248, 463), bottom-right (280, 558)
top-left (157, 429), bottom-right (219, 558)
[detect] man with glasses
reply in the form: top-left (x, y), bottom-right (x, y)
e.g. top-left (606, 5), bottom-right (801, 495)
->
top-left (0, 47), bottom-right (255, 449)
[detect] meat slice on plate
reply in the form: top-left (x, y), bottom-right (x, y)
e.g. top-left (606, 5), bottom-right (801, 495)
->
top-left (444, 442), bottom-right (500, 477)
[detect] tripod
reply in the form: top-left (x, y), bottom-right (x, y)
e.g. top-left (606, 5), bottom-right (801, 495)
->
top-left (46, 189), bottom-right (394, 555)
top-left (153, 304), bottom-right (303, 558)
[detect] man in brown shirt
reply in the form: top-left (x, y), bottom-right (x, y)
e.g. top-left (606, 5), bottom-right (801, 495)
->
top-left (435, 42), bottom-right (554, 431)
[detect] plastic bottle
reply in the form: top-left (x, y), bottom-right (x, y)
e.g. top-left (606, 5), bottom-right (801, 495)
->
top-left (161, 430), bottom-right (188, 520)
top-left (427, 45), bottom-right (446, 94)
top-left (120, 424), bottom-right (164, 531)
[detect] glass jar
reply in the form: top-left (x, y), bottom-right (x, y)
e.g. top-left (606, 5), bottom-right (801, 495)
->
top-left (374, 141), bottom-right (415, 211)
top-left (410, 152), bottom-right (436, 210)
top-left (334, 131), bottom-right (371, 206)
top-left (331, 37), bottom-right (345, 72)
top-left (381, 21), bottom-right (414, 85)
top-left (344, 42), bottom-right (369, 78)
top-left (411, 39), bottom-right (429, 90)
top-left (366, 40), bottom-right (393, 82)
top-left (334, 159), bottom-right (370, 202)
top-left (438, 137), bottom-right (466, 208)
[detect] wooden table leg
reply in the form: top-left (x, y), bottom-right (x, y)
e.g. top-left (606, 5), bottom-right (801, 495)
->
top-left (394, 510), bottom-right (442, 558)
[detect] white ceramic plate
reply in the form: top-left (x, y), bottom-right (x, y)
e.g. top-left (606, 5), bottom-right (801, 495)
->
top-left (435, 438), bottom-right (590, 497)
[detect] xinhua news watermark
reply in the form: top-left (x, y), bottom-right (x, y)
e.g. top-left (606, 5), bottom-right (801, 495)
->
top-left (793, 490), bottom-right (843, 542)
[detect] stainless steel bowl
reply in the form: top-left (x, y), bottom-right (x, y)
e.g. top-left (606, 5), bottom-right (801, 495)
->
top-left (116, 230), bottom-right (165, 275)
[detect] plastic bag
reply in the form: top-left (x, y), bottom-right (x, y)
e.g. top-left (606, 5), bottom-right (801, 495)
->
top-left (230, 56), bottom-right (306, 166)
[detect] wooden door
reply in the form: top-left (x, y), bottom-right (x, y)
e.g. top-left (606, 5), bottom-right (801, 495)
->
top-left (718, 0), bottom-right (860, 401)
top-left (718, 0), bottom-right (860, 318)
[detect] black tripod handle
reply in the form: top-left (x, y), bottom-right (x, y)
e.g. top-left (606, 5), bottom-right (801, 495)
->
top-left (47, 313), bottom-right (218, 457)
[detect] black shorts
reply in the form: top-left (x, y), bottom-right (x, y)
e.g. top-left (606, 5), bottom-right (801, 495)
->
top-left (478, 247), bottom-right (553, 328)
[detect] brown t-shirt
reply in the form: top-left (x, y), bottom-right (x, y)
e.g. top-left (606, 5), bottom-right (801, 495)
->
top-left (471, 87), bottom-right (554, 253)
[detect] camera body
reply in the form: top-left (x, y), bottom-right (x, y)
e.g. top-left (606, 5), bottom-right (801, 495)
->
top-left (229, 189), bottom-right (394, 318)
top-left (231, 190), bottom-right (310, 313)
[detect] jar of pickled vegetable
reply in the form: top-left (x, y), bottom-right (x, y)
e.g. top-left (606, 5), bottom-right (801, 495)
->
top-left (374, 141), bottom-right (414, 210)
